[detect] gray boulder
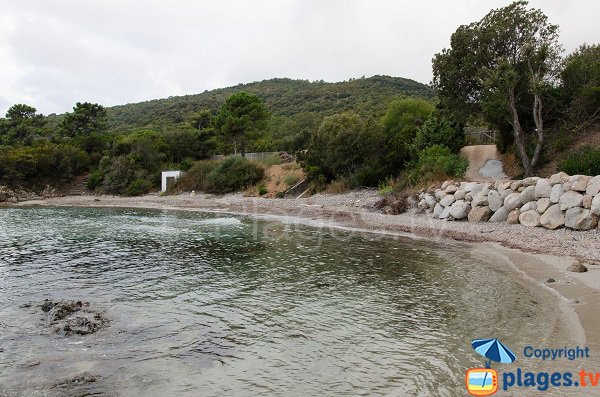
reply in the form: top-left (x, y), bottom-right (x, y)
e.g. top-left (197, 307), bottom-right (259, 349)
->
top-left (468, 206), bottom-right (493, 222)
top-left (439, 205), bottom-right (451, 219)
top-left (586, 175), bottom-right (600, 196)
top-left (519, 210), bottom-right (541, 227)
top-left (449, 200), bottom-right (471, 220)
top-left (454, 189), bottom-right (467, 200)
top-left (440, 194), bottom-right (456, 208)
top-left (549, 172), bottom-right (569, 185)
top-left (592, 194), bottom-right (600, 216)
top-left (433, 203), bottom-right (444, 218)
top-left (535, 178), bottom-right (551, 198)
top-left (565, 207), bottom-right (599, 230)
top-left (567, 261), bottom-right (588, 273)
top-left (489, 206), bottom-right (510, 222)
top-left (504, 192), bottom-right (522, 210)
top-left (550, 184), bottom-right (564, 204)
top-left (583, 195), bottom-right (593, 209)
top-left (472, 191), bottom-right (489, 207)
top-left (537, 198), bottom-right (551, 214)
top-left (488, 190), bottom-right (503, 212)
top-left (445, 184), bottom-right (458, 194)
top-left (520, 201), bottom-right (538, 212)
top-left (559, 190), bottom-right (584, 211)
top-left (540, 204), bottom-right (565, 230)
top-left (518, 186), bottom-right (536, 205)
top-left (424, 194), bottom-right (436, 208)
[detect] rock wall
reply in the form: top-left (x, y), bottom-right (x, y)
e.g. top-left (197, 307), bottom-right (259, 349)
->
top-left (417, 173), bottom-right (600, 231)
top-left (0, 185), bottom-right (59, 203)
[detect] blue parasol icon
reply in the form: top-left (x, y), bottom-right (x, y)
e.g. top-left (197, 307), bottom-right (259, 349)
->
top-left (472, 338), bottom-right (517, 368)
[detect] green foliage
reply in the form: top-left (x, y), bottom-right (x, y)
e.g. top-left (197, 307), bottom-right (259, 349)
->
top-left (126, 179), bottom-right (154, 196)
top-left (0, 104), bottom-right (47, 145)
top-left (410, 145), bottom-right (469, 184)
top-left (205, 157), bottom-right (265, 194)
top-left (60, 102), bottom-right (107, 137)
top-left (412, 112), bottom-right (464, 154)
top-left (382, 98), bottom-right (435, 170)
top-left (560, 44), bottom-right (600, 123)
top-left (257, 184), bottom-right (268, 196)
top-left (559, 146), bottom-right (600, 176)
top-left (214, 92), bottom-right (270, 156)
top-left (171, 160), bottom-right (219, 192)
top-left (283, 174), bottom-right (300, 187)
top-left (0, 144), bottom-right (89, 186)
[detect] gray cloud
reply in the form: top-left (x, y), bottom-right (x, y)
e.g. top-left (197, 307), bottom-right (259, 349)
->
top-left (0, 0), bottom-right (598, 115)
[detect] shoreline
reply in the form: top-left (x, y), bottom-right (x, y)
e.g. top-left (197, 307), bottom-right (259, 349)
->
top-left (9, 191), bottom-right (600, 355)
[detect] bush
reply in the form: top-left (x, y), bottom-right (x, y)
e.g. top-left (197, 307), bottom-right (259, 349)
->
top-left (170, 160), bottom-right (219, 192)
top-left (410, 145), bottom-right (469, 184)
top-left (283, 174), bottom-right (300, 187)
top-left (205, 157), bottom-right (264, 194)
top-left (559, 146), bottom-right (600, 176)
top-left (257, 184), bottom-right (268, 196)
top-left (87, 170), bottom-right (103, 190)
top-left (412, 113), bottom-right (464, 154)
top-left (126, 179), bottom-right (153, 196)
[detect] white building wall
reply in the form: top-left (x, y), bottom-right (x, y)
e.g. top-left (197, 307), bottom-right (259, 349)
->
top-left (161, 171), bottom-right (184, 192)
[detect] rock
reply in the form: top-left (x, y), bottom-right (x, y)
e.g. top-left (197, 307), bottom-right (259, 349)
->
top-left (471, 191), bottom-right (489, 207)
top-left (424, 194), bottom-right (436, 208)
top-left (454, 189), bottom-right (466, 200)
top-left (511, 181), bottom-right (523, 191)
top-left (433, 203), bottom-right (444, 218)
top-left (570, 175), bottom-right (592, 192)
top-left (464, 182), bottom-right (479, 193)
top-left (567, 261), bottom-right (588, 273)
top-left (586, 175), bottom-right (600, 196)
top-left (445, 184), bottom-right (458, 194)
top-left (520, 201), bottom-right (537, 212)
top-left (519, 209), bottom-right (541, 227)
top-left (545, 278), bottom-right (556, 283)
top-left (535, 179), bottom-right (551, 198)
top-left (518, 185), bottom-right (536, 205)
top-left (563, 182), bottom-right (572, 191)
top-left (565, 207), bottom-right (599, 230)
top-left (488, 190), bottom-right (503, 212)
top-left (440, 194), bottom-right (456, 208)
top-left (592, 194), bottom-right (600, 216)
top-left (489, 206), bottom-right (510, 222)
top-left (549, 172), bottom-right (569, 185)
top-left (559, 190), bottom-right (584, 211)
top-left (523, 177), bottom-right (540, 186)
top-left (465, 192), bottom-right (473, 202)
top-left (507, 209), bottom-right (521, 224)
top-left (583, 195), bottom-right (593, 209)
top-left (441, 180), bottom-right (453, 190)
top-left (537, 198), bottom-right (551, 213)
top-left (498, 181), bottom-right (512, 192)
top-left (439, 205), bottom-right (451, 219)
top-left (504, 192), bottom-right (522, 210)
top-left (540, 204), bottom-right (565, 230)
top-left (38, 299), bottom-right (108, 336)
top-left (418, 199), bottom-right (428, 211)
top-left (435, 189), bottom-right (444, 200)
top-left (449, 200), bottom-right (471, 220)
top-left (550, 184), bottom-right (564, 203)
top-left (468, 206), bottom-right (493, 222)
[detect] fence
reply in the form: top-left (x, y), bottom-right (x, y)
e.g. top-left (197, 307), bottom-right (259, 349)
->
top-left (210, 152), bottom-right (281, 162)
top-left (465, 128), bottom-right (496, 145)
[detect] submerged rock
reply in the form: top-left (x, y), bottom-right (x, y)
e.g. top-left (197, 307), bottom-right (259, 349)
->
top-left (37, 299), bottom-right (108, 336)
top-left (567, 261), bottom-right (588, 273)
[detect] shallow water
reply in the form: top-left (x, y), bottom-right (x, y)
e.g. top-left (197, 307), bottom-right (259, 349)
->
top-left (0, 207), bottom-right (579, 396)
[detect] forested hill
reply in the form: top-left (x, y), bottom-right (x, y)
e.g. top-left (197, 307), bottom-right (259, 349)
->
top-left (104, 75), bottom-right (434, 132)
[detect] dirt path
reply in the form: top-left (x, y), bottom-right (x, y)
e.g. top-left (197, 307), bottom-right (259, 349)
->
top-left (460, 144), bottom-right (507, 181)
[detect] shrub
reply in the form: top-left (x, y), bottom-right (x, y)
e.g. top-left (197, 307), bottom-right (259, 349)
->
top-left (126, 179), bottom-right (153, 196)
top-left (170, 160), bottom-right (219, 192)
top-left (559, 146), bottom-right (600, 176)
top-left (412, 113), bottom-right (465, 154)
top-left (410, 145), bottom-right (469, 184)
top-left (87, 170), bottom-right (103, 190)
top-left (257, 184), bottom-right (268, 196)
top-left (283, 174), bottom-right (300, 187)
top-left (324, 178), bottom-right (351, 194)
top-left (205, 157), bottom-right (264, 194)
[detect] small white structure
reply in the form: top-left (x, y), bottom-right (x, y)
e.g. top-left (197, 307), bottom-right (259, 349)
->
top-left (161, 170), bottom-right (184, 192)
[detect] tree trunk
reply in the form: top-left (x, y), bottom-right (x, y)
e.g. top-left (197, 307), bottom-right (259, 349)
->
top-left (529, 92), bottom-right (544, 172)
top-left (240, 139), bottom-right (246, 158)
top-left (508, 88), bottom-right (532, 176)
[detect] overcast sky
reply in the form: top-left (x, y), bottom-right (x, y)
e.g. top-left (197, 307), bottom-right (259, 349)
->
top-left (0, 0), bottom-right (598, 115)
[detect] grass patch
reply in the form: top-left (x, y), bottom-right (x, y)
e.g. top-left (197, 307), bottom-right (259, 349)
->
top-left (559, 146), bottom-right (600, 176)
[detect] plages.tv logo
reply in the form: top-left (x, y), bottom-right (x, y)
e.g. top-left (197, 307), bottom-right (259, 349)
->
top-left (466, 338), bottom-right (516, 396)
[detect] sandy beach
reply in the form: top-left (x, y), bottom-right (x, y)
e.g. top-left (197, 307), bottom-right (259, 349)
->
top-left (11, 190), bottom-right (600, 360)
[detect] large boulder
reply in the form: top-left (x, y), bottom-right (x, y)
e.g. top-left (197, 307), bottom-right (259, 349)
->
top-left (449, 200), bottom-right (471, 220)
top-left (518, 186), bottom-right (536, 205)
top-left (445, 184), bottom-right (458, 194)
top-left (550, 184), bottom-right (564, 204)
top-left (468, 206), bottom-right (493, 223)
top-left (454, 189), bottom-right (467, 200)
top-left (424, 194), bottom-right (436, 208)
top-left (565, 207), bottom-right (599, 230)
top-left (520, 201), bottom-right (537, 212)
top-left (540, 204), bottom-right (565, 230)
top-left (559, 191), bottom-right (584, 211)
top-left (489, 206), bottom-right (510, 222)
top-left (439, 205), bottom-right (451, 219)
top-left (471, 191), bottom-right (489, 207)
top-left (439, 194), bottom-right (456, 208)
top-left (433, 203), bottom-right (444, 218)
top-left (537, 198), bottom-right (551, 214)
top-left (592, 194), bottom-right (600, 216)
top-left (535, 179), bottom-right (551, 198)
top-left (549, 172), bottom-right (569, 185)
top-left (570, 175), bottom-right (592, 192)
top-left (504, 192), bottom-right (522, 211)
top-left (519, 210), bottom-right (541, 227)
top-left (586, 175), bottom-right (600, 196)
top-left (488, 190), bottom-right (503, 212)
top-left (583, 195), bottom-right (593, 209)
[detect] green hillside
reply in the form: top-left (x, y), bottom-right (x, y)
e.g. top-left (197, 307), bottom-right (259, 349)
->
top-left (104, 75), bottom-right (434, 132)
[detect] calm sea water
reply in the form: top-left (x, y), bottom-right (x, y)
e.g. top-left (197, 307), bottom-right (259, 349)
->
top-left (0, 207), bottom-right (572, 396)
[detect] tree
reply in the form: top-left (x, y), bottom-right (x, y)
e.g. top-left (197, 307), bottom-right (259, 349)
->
top-left (0, 104), bottom-right (46, 144)
top-left (412, 112), bottom-right (465, 155)
top-left (560, 44), bottom-right (600, 126)
top-left (214, 92), bottom-right (270, 157)
top-left (432, 1), bottom-right (562, 176)
top-left (60, 102), bottom-right (108, 137)
top-left (381, 98), bottom-right (434, 171)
